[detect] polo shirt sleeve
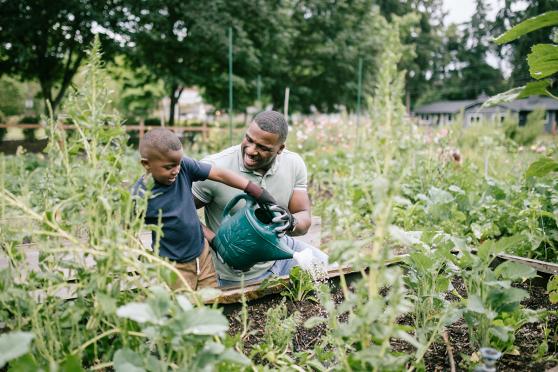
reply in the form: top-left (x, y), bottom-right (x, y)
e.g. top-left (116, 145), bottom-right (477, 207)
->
top-left (191, 157), bottom-right (214, 204)
top-left (293, 154), bottom-right (308, 190)
top-left (182, 156), bottom-right (211, 182)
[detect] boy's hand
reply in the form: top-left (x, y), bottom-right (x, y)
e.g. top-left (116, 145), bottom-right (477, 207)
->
top-left (244, 181), bottom-right (278, 205)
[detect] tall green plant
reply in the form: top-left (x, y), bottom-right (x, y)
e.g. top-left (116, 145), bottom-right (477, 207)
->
top-left (0, 37), bottom-right (247, 370)
top-left (306, 20), bottom-right (422, 371)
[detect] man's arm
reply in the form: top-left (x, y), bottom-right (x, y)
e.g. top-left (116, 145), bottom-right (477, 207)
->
top-left (287, 189), bottom-right (312, 236)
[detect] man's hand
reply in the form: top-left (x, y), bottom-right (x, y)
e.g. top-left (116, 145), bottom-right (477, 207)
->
top-left (244, 181), bottom-right (278, 205)
top-left (269, 205), bottom-right (297, 236)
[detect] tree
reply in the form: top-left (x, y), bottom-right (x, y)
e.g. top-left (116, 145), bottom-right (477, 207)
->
top-left (0, 0), bottom-right (123, 114)
top-left (265, 0), bottom-right (389, 113)
top-left (416, 0), bottom-right (505, 103)
top-left (123, 0), bottom-right (260, 125)
top-left (456, 0), bottom-right (505, 99)
top-left (0, 76), bottom-right (25, 116)
top-left (107, 56), bottom-right (165, 120)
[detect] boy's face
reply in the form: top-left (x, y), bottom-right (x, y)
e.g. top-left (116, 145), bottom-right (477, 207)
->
top-left (141, 149), bottom-right (183, 186)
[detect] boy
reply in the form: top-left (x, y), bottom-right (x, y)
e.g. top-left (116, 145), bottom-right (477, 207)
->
top-left (132, 128), bottom-right (275, 290)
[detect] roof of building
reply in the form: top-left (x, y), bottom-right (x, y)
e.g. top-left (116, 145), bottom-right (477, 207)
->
top-left (504, 96), bottom-right (558, 111)
top-left (414, 100), bottom-right (477, 114)
top-left (414, 95), bottom-right (558, 114)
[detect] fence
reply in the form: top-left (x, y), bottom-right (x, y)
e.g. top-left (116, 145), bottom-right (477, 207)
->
top-left (0, 122), bottom-right (212, 140)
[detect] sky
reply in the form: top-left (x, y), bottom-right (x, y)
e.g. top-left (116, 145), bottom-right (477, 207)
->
top-left (443, 0), bottom-right (500, 25)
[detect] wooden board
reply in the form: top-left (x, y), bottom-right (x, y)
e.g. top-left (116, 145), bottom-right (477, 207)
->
top-left (0, 217), bottom-right (323, 302)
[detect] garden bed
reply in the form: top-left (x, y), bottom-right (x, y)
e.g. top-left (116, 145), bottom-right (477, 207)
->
top-left (225, 274), bottom-right (558, 371)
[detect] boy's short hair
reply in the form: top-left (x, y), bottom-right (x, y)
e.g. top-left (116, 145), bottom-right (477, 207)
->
top-left (253, 110), bottom-right (288, 143)
top-left (139, 128), bottom-right (182, 158)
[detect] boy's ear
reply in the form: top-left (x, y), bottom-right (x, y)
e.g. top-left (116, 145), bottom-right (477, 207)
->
top-left (140, 158), bottom-right (150, 172)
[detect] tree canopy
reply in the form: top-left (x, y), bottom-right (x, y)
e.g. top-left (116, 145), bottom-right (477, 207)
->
top-left (0, 0), bottom-right (125, 114)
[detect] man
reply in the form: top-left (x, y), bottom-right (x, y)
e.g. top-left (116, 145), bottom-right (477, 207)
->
top-left (192, 110), bottom-right (327, 287)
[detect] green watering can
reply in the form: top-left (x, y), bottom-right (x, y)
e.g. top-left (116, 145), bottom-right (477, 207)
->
top-left (212, 194), bottom-right (294, 271)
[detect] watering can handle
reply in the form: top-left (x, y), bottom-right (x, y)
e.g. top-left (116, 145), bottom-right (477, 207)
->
top-left (222, 193), bottom-right (257, 219)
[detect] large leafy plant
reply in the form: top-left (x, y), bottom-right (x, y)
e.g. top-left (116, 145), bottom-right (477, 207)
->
top-left (454, 237), bottom-right (540, 353)
top-left (485, 10), bottom-right (558, 104)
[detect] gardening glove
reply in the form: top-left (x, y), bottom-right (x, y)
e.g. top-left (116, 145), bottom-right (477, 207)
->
top-left (269, 205), bottom-right (297, 236)
top-left (244, 181), bottom-right (278, 205)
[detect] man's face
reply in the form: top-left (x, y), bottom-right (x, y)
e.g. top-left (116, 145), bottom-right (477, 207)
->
top-left (241, 121), bottom-right (285, 172)
top-left (141, 149), bottom-right (182, 185)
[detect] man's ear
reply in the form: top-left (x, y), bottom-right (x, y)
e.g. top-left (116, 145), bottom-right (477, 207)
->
top-left (140, 158), bottom-right (150, 172)
top-left (277, 143), bottom-right (285, 154)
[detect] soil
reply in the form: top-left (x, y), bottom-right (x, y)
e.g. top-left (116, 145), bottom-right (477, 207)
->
top-left (225, 277), bottom-right (558, 371)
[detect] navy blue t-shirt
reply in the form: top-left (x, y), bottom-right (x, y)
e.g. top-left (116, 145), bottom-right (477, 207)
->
top-left (133, 157), bottom-right (212, 262)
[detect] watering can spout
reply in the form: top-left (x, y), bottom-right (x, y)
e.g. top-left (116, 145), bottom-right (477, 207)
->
top-left (212, 194), bottom-right (295, 272)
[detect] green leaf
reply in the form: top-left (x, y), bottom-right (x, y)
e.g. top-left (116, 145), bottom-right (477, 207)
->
top-left (494, 261), bottom-right (537, 282)
top-left (116, 303), bottom-right (161, 325)
top-left (176, 295), bottom-right (193, 312)
top-left (482, 80), bottom-right (553, 107)
top-left (0, 332), bottom-right (34, 368)
top-left (489, 326), bottom-right (512, 342)
top-left (219, 348), bottom-right (251, 365)
top-left (113, 348), bottom-right (145, 372)
top-left (389, 225), bottom-right (422, 246)
top-left (525, 157), bottom-right (558, 178)
top-left (196, 287), bottom-right (222, 302)
top-left (59, 354), bottom-right (84, 372)
top-left (304, 316), bottom-right (327, 328)
top-left (528, 44), bottom-right (558, 79)
top-left (177, 309), bottom-right (229, 336)
top-left (495, 11), bottom-right (558, 44)
top-left (96, 293), bottom-right (117, 315)
top-left (6, 354), bottom-right (38, 371)
top-left (467, 295), bottom-right (485, 313)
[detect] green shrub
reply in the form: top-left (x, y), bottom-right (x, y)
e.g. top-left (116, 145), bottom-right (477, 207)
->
top-left (504, 109), bottom-right (544, 146)
top-left (0, 76), bottom-right (25, 116)
top-left (144, 117), bottom-right (161, 126)
top-left (0, 111), bottom-right (7, 142)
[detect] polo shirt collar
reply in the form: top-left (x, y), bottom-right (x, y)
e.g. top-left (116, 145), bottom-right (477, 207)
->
top-left (238, 146), bottom-right (282, 176)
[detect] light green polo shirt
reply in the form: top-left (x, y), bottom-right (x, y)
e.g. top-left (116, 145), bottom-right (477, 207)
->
top-left (192, 145), bottom-right (308, 281)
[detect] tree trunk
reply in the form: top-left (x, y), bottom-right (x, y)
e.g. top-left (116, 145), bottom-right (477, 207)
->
top-left (168, 85), bottom-right (184, 127)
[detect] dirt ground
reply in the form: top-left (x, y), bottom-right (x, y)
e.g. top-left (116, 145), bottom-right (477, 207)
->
top-left (225, 277), bottom-right (558, 371)
top-left (0, 139), bottom-right (48, 154)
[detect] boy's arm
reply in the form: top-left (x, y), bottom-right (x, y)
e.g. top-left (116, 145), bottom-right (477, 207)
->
top-left (207, 166), bottom-right (249, 190)
top-left (207, 166), bottom-right (277, 205)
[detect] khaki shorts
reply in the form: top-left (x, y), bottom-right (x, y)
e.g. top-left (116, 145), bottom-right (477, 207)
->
top-left (172, 240), bottom-right (217, 291)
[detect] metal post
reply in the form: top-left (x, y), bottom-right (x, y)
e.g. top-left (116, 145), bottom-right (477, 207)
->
top-left (0, 154), bottom-right (4, 219)
top-left (256, 75), bottom-right (261, 108)
top-left (139, 118), bottom-right (145, 139)
top-left (356, 57), bottom-right (363, 146)
top-left (284, 87), bottom-right (290, 124)
top-left (228, 27), bottom-right (233, 146)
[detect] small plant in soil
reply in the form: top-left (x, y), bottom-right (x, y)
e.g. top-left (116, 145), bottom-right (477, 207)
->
top-left (250, 300), bottom-right (301, 368)
top-left (261, 266), bottom-right (318, 303)
top-left (456, 236), bottom-right (541, 355)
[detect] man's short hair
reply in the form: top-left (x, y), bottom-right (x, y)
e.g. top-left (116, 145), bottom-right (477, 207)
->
top-left (139, 128), bottom-right (182, 158)
top-left (253, 110), bottom-right (288, 143)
